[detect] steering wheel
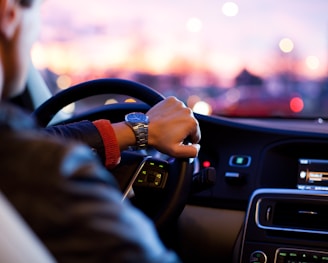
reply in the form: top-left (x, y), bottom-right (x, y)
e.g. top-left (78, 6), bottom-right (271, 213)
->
top-left (32, 78), bottom-right (194, 229)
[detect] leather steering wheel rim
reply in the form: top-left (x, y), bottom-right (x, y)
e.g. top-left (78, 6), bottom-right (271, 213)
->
top-left (32, 78), bottom-right (193, 229)
top-left (33, 78), bottom-right (165, 127)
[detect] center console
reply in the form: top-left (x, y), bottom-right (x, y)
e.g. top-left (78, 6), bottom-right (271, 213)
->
top-left (239, 188), bottom-right (328, 263)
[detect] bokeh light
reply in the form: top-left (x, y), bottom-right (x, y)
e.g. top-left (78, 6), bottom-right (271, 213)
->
top-left (306, 56), bottom-right (320, 70)
top-left (105, 99), bottom-right (118, 105)
top-left (222, 2), bottom-right (239, 17)
top-left (125, 98), bottom-right (137, 103)
top-left (193, 101), bottom-right (212, 115)
top-left (186, 17), bottom-right (203, 33)
top-left (279, 38), bottom-right (294, 53)
top-left (57, 75), bottom-right (72, 90)
top-left (62, 103), bottom-right (75, 114)
top-left (203, 161), bottom-right (211, 168)
top-left (290, 97), bottom-right (304, 113)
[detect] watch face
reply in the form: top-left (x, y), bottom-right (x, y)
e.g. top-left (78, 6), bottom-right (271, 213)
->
top-left (125, 112), bottom-right (149, 123)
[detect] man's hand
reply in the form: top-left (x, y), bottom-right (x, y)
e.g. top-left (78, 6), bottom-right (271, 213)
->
top-left (147, 96), bottom-right (201, 158)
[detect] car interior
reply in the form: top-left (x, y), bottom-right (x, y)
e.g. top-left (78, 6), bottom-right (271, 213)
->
top-left (4, 1), bottom-right (328, 263)
top-left (5, 63), bottom-right (327, 263)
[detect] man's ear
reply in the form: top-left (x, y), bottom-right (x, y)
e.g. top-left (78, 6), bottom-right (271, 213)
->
top-left (0, 0), bottom-right (21, 40)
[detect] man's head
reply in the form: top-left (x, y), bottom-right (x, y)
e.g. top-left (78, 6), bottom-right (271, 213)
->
top-left (0, 0), bottom-right (43, 100)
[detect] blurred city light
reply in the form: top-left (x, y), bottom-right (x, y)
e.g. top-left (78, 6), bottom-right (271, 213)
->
top-left (222, 2), bottom-right (239, 17)
top-left (279, 38), bottom-right (294, 53)
top-left (193, 101), bottom-right (212, 115)
top-left (186, 17), bottom-right (203, 33)
top-left (289, 97), bottom-right (304, 113)
top-left (37, 0), bottom-right (328, 118)
top-left (62, 103), bottom-right (75, 114)
top-left (57, 75), bottom-right (72, 90)
top-left (125, 98), bottom-right (137, 103)
top-left (306, 56), bottom-right (320, 70)
top-left (105, 99), bottom-right (118, 105)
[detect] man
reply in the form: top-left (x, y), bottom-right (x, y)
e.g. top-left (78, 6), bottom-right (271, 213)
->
top-left (0, 0), bottom-right (201, 262)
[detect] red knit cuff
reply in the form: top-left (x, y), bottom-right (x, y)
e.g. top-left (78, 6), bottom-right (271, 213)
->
top-left (93, 119), bottom-right (121, 169)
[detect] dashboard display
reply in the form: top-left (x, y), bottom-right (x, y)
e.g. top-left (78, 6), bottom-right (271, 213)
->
top-left (297, 159), bottom-right (328, 191)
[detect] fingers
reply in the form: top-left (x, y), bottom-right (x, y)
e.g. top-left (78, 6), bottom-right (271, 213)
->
top-left (177, 102), bottom-right (201, 145)
top-left (188, 111), bottom-right (201, 144)
top-left (147, 96), bottom-right (201, 158)
top-left (169, 143), bottom-right (201, 158)
top-left (181, 143), bottom-right (201, 158)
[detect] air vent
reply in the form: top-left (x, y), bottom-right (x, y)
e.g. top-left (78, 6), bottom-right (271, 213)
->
top-left (257, 198), bottom-right (328, 234)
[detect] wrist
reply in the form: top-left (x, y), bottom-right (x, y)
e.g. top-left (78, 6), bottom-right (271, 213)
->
top-left (112, 122), bottom-right (136, 150)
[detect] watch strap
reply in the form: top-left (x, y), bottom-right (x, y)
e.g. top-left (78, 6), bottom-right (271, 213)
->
top-left (131, 122), bottom-right (148, 149)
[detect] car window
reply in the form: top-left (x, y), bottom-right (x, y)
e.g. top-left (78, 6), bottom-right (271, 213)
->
top-left (34, 0), bottom-right (328, 118)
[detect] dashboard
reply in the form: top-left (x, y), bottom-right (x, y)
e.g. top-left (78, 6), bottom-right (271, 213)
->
top-left (183, 114), bottom-right (328, 263)
top-left (189, 114), bottom-right (328, 210)
top-left (28, 75), bottom-right (328, 262)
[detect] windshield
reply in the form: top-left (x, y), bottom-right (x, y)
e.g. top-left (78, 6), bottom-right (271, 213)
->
top-left (35, 0), bottom-right (328, 118)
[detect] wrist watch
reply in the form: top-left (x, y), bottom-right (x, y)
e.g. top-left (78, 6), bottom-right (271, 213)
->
top-left (125, 112), bottom-right (149, 149)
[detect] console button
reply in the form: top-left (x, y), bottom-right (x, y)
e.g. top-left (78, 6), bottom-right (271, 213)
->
top-left (250, 250), bottom-right (267, 263)
top-left (225, 172), bottom-right (247, 185)
top-left (229, 155), bottom-right (251, 167)
top-left (276, 249), bottom-right (328, 263)
top-left (134, 159), bottom-right (168, 188)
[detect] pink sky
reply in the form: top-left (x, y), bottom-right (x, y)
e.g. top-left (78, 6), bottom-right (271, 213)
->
top-left (33, 0), bottom-right (328, 86)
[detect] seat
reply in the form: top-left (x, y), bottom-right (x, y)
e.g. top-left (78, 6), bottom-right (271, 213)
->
top-left (0, 191), bottom-right (56, 263)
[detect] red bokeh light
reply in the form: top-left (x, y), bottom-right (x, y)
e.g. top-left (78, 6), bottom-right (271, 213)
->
top-left (203, 161), bottom-right (211, 168)
top-left (290, 97), bottom-right (304, 113)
